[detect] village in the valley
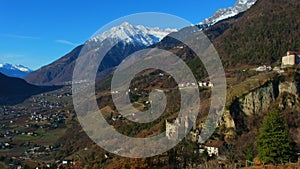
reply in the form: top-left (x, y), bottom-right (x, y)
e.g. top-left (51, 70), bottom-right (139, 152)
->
top-left (0, 50), bottom-right (299, 168)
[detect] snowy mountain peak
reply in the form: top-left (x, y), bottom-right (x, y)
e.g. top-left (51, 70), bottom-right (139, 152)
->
top-left (120, 22), bottom-right (131, 27)
top-left (0, 63), bottom-right (31, 72)
top-left (198, 0), bottom-right (257, 27)
top-left (0, 63), bottom-right (32, 78)
top-left (234, 0), bottom-right (257, 11)
top-left (90, 22), bottom-right (177, 46)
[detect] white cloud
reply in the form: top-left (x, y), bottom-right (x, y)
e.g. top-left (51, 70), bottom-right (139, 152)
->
top-left (0, 53), bottom-right (26, 65)
top-left (2, 53), bottom-right (25, 59)
top-left (2, 34), bottom-right (40, 40)
top-left (55, 39), bottom-right (78, 47)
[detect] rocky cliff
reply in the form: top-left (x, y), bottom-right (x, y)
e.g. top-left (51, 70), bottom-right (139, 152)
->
top-left (239, 82), bottom-right (276, 116)
top-left (221, 73), bottom-right (300, 142)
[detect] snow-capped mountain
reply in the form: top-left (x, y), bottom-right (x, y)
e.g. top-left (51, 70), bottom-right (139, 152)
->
top-left (90, 22), bottom-right (177, 46)
top-left (198, 0), bottom-right (257, 28)
top-left (0, 63), bottom-right (32, 78)
top-left (26, 23), bottom-right (176, 85)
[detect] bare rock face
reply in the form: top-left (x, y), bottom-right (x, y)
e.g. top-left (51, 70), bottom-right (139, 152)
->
top-left (223, 110), bottom-right (235, 130)
top-left (279, 81), bottom-right (298, 95)
top-left (277, 82), bottom-right (299, 109)
top-left (221, 78), bottom-right (300, 141)
top-left (221, 110), bottom-right (236, 143)
top-left (239, 82), bottom-right (275, 116)
top-left (221, 82), bottom-right (275, 139)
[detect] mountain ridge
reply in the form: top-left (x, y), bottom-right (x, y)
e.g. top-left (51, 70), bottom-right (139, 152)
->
top-left (197, 0), bottom-right (257, 29)
top-left (0, 72), bottom-right (60, 105)
top-left (25, 0), bottom-right (258, 85)
top-left (212, 0), bottom-right (300, 67)
top-left (25, 23), bottom-right (175, 85)
top-left (90, 22), bottom-right (176, 46)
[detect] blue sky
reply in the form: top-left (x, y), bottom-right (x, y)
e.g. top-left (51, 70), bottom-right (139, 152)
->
top-left (0, 0), bottom-right (235, 70)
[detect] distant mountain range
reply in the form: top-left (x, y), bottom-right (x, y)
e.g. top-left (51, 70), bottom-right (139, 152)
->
top-left (25, 0), bottom-right (258, 85)
top-left (0, 63), bottom-right (32, 78)
top-left (25, 23), bottom-right (176, 85)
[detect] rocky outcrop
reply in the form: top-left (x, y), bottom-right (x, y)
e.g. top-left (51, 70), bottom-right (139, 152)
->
top-left (223, 110), bottom-right (235, 130)
top-left (277, 81), bottom-right (299, 110)
top-left (279, 81), bottom-right (297, 95)
top-left (222, 78), bottom-right (299, 139)
top-left (227, 81), bottom-right (276, 127)
top-left (239, 82), bottom-right (275, 116)
top-left (221, 110), bottom-right (236, 142)
top-left (225, 82), bottom-right (276, 136)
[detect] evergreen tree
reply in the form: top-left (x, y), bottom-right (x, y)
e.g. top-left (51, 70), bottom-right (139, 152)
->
top-left (255, 110), bottom-right (295, 164)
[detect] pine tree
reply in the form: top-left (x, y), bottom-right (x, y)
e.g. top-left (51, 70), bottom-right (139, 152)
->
top-left (255, 110), bottom-right (295, 164)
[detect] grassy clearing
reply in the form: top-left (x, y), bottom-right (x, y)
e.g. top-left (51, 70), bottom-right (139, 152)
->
top-left (37, 128), bottom-right (67, 144)
top-left (13, 128), bottom-right (67, 145)
top-left (14, 134), bottom-right (38, 140)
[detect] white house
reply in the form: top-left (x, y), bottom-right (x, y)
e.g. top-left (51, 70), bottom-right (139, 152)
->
top-left (206, 146), bottom-right (219, 157)
top-left (208, 82), bottom-right (214, 87)
top-left (205, 140), bottom-right (224, 157)
top-left (282, 51), bottom-right (299, 67)
top-left (256, 65), bottom-right (272, 72)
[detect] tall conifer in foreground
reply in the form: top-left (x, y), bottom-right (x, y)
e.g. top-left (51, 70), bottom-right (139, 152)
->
top-left (255, 110), bottom-right (294, 164)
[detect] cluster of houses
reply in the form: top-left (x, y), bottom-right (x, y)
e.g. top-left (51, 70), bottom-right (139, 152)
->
top-left (198, 81), bottom-right (214, 87)
top-left (13, 160), bottom-right (81, 169)
top-left (0, 88), bottom-right (75, 168)
top-left (0, 129), bottom-right (21, 139)
top-left (0, 92), bottom-right (69, 157)
top-left (178, 81), bottom-right (214, 89)
top-left (255, 65), bottom-right (272, 72)
top-left (0, 130), bottom-right (38, 139)
top-left (254, 51), bottom-right (300, 72)
top-left (199, 140), bottom-right (224, 157)
top-left (111, 87), bottom-right (143, 96)
top-left (32, 93), bottom-right (67, 110)
top-left (0, 106), bottom-right (27, 120)
top-left (32, 98), bottom-right (65, 109)
top-left (29, 111), bottom-right (66, 125)
top-left (0, 130), bottom-right (39, 150)
top-left (26, 111), bottom-right (67, 130)
top-left (25, 144), bottom-right (59, 158)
